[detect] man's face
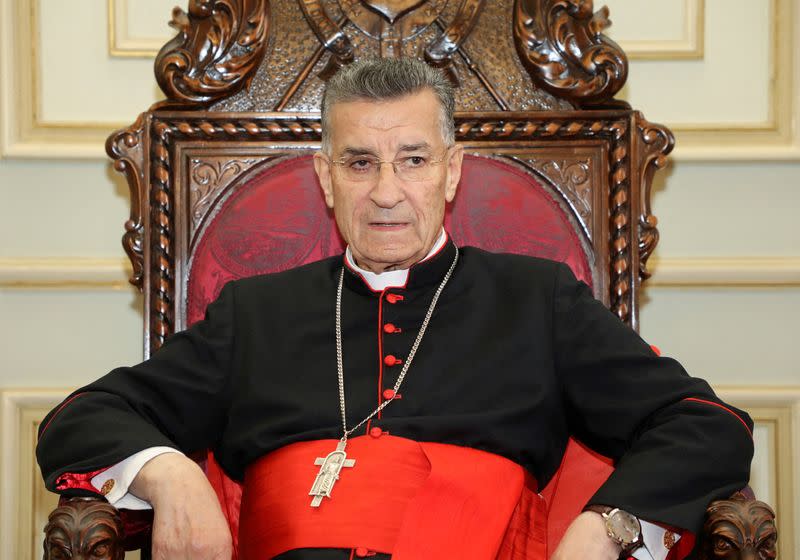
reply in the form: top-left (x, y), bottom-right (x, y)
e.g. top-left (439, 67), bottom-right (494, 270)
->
top-left (314, 89), bottom-right (463, 272)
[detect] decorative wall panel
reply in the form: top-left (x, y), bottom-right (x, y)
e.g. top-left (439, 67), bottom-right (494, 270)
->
top-left (604, 0), bottom-right (704, 59)
top-left (108, 0), bottom-right (174, 57)
top-left (0, 0), bottom-right (164, 157)
top-left (721, 388), bottom-right (800, 560)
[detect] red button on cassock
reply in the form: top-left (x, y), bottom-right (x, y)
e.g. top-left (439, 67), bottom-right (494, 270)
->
top-left (385, 294), bottom-right (404, 304)
top-left (355, 547), bottom-right (371, 557)
top-left (369, 427), bottom-right (383, 438)
top-left (383, 323), bottom-right (399, 334)
top-left (383, 355), bottom-right (402, 366)
top-left (382, 389), bottom-right (396, 400)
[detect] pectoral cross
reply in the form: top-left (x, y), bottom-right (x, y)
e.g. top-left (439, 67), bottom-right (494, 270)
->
top-left (309, 440), bottom-right (356, 507)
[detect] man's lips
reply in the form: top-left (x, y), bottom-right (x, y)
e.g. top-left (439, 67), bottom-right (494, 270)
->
top-left (368, 222), bottom-right (409, 227)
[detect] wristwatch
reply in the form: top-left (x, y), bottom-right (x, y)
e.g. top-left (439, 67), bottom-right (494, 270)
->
top-left (585, 505), bottom-right (643, 556)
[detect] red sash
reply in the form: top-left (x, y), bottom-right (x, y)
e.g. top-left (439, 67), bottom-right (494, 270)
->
top-left (239, 435), bottom-right (547, 559)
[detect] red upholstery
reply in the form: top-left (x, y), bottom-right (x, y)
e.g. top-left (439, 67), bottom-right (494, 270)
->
top-left (187, 157), bottom-right (345, 325)
top-left (186, 154), bottom-right (611, 554)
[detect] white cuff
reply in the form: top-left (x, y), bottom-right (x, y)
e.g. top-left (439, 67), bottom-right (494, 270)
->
top-left (632, 520), bottom-right (681, 560)
top-left (90, 447), bottom-right (183, 510)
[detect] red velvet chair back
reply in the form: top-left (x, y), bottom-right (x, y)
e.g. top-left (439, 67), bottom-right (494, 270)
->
top-left (187, 154), bottom-right (612, 553)
top-left (188, 155), bottom-right (593, 323)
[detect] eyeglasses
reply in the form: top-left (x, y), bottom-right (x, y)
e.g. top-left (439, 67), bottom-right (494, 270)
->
top-left (329, 150), bottom-right (450, 182)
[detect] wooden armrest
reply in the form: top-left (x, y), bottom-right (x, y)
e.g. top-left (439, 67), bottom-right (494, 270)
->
top-left (43, 497), bottom-right (151, 560)
top-left (43, 493), bottom-right (778, 559)
top-left (697, 492), bottom-right (777, 560)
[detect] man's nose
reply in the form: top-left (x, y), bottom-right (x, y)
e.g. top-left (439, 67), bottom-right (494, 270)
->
top-left (368, 162), bottom-right (405, 208)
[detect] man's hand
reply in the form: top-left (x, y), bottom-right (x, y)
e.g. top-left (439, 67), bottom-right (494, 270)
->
top-left (551, 511), bottom-right (623, 560)
top-left (130, 453), bottom-right (232, 560)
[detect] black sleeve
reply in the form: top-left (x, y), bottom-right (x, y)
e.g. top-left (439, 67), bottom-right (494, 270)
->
top-left (36, 281), bottom-right (237, 495)
top-left (552, 262), bottom-right (753, 533)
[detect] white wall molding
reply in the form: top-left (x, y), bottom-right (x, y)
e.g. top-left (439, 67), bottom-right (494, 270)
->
top-left (108, 0), bottom-right (170, 58)
top-left (668, 0), bottom-right (799, 160)
top-left (3, 256), bottom-right (798, 290)
top-left (0, 390), bottom-right (70, 560)
top-left (717, 387), bottom-right (800, 560)
top-left (647, 257), bottom-right (800, 287)
top-left (0, 257), bottom-right (132, 289)
top-left (0, 0), bottom-right (120, 158)
top-left (610, 0), bottom-right (704, 60)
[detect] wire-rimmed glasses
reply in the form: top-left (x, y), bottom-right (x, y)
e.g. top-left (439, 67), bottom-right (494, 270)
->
top-left (329, 149), bottom-right (450, 182)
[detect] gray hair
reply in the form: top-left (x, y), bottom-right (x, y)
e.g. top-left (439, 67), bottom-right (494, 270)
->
top-left (320, 58), bottom-right (456, 153)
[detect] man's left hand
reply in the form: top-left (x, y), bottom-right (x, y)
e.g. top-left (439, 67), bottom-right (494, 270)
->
top-left (551, 511), bottom-right (623, 560)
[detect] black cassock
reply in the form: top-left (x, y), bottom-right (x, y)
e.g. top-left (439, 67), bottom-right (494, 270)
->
top-left (37, 240), bottom-right (753, 558)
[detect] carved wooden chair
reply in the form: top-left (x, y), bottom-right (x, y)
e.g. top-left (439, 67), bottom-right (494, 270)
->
top-left (43, 1), bottom-right (776, 559)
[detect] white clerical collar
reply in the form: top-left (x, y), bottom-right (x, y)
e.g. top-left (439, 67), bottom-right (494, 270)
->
top-left (345, 229), bottom-right (448, 291)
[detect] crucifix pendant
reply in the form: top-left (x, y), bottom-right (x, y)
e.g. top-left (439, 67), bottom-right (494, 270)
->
top-left (309, 439), bottom-right (356, 507)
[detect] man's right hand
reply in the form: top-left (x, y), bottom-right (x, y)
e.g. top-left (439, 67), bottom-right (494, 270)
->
top-left (130, 453), bottom-right (233, 560)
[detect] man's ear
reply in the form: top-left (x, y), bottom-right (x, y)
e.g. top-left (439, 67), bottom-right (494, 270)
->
top-left (444, 144), bottom-right (464, 203)
top-left (313, 152), bottom-right (335, 209)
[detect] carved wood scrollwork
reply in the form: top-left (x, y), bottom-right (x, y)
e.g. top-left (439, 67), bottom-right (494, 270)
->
top-left (635, 114), bottom-right (674, 281)
top-left (525, 157), bottom-right (592, 240)
top-left (106, 114), bottom-right (146, 290)
top-left (513, 0), bottom-right (628, 107)
top-left (154, 0), bottom-right (269, 107)
top-left (190, 157), bottom-right (265, 234)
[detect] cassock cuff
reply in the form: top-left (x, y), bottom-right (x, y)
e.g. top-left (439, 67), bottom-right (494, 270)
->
top-left (90, 446), bottom-right (183, 510)
top-left (632, 521), bottom-right (681, 560)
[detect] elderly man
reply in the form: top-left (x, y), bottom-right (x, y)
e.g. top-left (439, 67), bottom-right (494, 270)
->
top-left (38, 59), bottom-right (753, 560)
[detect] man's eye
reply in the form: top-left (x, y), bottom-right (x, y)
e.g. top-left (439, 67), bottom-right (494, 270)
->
top-left (348, 159), bottom-right (374, 171)
top-left (405, 156), bottom-right (428, 167)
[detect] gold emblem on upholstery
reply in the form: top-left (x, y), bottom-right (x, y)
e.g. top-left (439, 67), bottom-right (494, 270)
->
top-left (361, 0), bottom-right (427, 23)
top-left (100, 479), bottom-right (115, 496)
top-left (663, 530), bottom-right (676, 550)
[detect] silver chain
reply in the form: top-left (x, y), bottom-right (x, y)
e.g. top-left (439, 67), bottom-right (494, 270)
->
top-left (335, 248), bottom-right (459, 441)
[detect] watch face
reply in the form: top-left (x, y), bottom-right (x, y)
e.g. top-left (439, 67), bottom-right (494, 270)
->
top-left (607, 510), bottom-right (641, 545)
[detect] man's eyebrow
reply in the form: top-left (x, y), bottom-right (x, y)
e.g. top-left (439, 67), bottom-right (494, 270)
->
top-left (339, 147), bottom-right (379, 157)
top-left (397, 142), bottom-right (431, 152)
top-left (337, 143), bottom-right (432, 158)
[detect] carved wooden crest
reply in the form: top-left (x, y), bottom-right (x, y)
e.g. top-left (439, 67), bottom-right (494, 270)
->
top-left (300, 0), bottom-right (483, 82)
top-left (152, 0), bottom-right (628, 111)
top-left (362, 0), bottom-right (428, 23)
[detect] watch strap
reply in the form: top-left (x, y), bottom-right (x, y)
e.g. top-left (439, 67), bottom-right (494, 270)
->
top-left (584, 505), bottom-right (643, 556)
